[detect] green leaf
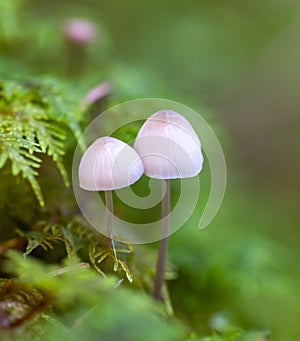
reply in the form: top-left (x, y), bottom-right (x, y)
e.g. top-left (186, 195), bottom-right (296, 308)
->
top-left (0, 78), bottom-right (86, 205)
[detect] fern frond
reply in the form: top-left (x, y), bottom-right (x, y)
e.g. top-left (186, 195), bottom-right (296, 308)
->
top-left (18, 216), bottom-right (135, 282)
top-left (93, 243), bottom-right (134, 282)
top-left (18, 224), bottom-right (78, 258)
top-left (117, 258), bottom-right (133, 283)
top-left (0, 78), bottom-right (86, 205)
top-left (88, 243), bottom-right (106, 276)
top-left (0, 133), bottom-right (44, 205)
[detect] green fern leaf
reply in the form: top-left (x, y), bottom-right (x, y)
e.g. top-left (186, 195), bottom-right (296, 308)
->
top-left (0, 78), bottom-right (86, 205)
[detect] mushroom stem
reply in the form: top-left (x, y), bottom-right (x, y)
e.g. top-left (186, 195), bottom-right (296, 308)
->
top-left (153, 179), bottom-right (171, 301)
top-left (66, 42), bottom-right (87, 76)
top-left (104, 190), bottom-right (118, 270)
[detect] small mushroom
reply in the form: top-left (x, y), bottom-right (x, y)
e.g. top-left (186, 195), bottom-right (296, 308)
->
top-left (134, 110), bottom-right (203, 300)
top-left (84, 82), bottom-right (112, 119)
top-left (85, 82), bottom-right (112, 105)
top-left (63, 19), bottom-right (97, 45)
top-left (79, 136), bottom-right (144, 269)
top-left (62, 18), bottom-right (97, 76)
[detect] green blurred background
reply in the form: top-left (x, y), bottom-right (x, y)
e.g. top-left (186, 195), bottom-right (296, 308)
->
top-left (0, 0), bottom-right (299, 340)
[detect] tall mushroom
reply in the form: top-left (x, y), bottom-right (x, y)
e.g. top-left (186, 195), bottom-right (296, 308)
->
top-left (134, 110), bottom-right (203, 300)
top-left (62, 18), bottom-right (97, 76)
top-left (78, 136), bottom-right (144, 268)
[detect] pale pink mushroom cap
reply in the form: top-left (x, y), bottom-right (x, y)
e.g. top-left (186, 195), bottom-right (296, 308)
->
top-left (79, 137), bottom-right (144, 191)
top-left (85, 82), bottom-right (112, 104)
top-left (134, 110), bottom-right (203, 179)
top-left (63, 19), bottom-right (97, 44)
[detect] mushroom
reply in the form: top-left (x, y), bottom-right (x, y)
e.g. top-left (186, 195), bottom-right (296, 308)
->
top-left (78, 136), bottom-right (144, 268)
top-left (134, 110), bottom-right (203, 300)
top-left (85, 82), bottom-right (112, 105)
top-left (62, 18), bottom-right (97, 76)
top-left (84, 82), bottom-right (112, 119)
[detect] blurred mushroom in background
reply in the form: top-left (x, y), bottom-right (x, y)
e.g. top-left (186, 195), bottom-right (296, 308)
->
top-left (62, 18), bottom-right (98, 76)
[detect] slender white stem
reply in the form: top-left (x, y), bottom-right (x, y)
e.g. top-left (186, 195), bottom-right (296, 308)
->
top-left (105, 190), bottom-right (118, 270)
top-left (153, 179), bottom-right (170, 301)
